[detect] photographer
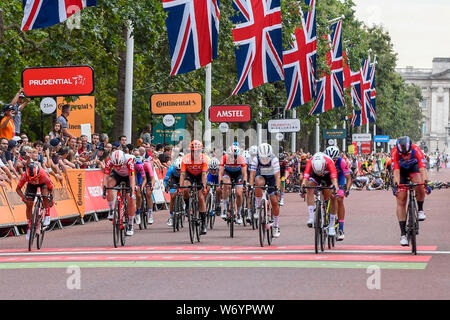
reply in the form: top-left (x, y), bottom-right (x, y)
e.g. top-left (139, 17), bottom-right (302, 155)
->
top-left (1, 104), bottom-right (16, 140)
top-left (10, 88), bottom-right (31, 137)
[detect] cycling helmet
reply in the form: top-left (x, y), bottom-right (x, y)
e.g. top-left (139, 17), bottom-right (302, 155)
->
top-left (174, 157), bottom-right (182, 170)
top-left (228, 145), bottom-right (240, 158)
top-left (233, 141), bottom-right (239, 147)
top-left (249, 145), bottom-right (258, 156)
top-left (190, 140), bottom-right (203, 151)
top-left (258, 143), bottom-right (273, 165)
top-left (396, 136), bottom-right (412, 155)
top-left (111, 150), bottom-right (126, 166)
top-left (26, 162), bottom-right (40, 181)
top-left (311, 153), bottom-right (327, 176)
top-left (324, 146), bottom-right (340, 160)
top-left (279, 153), bottom-right (285, 161)
top-left (208, 157), bottom-right (220, 170)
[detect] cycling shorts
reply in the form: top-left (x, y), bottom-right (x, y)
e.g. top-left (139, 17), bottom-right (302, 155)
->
top-left (185, 171), bottom-right (203, 187)
top-left (207, 173), bottom-right (219, 185)
top-left (110, 170), bottom-right (131, 193)
top-left (25, 183), bottom-right (48, 201)
top-left (399, 163), bottom-right (421, 185)
top-left (223, 170), bottom-right (243, 185)
top-left (168, 175), bottom-right (181, 194)
top-left (309, 172), bottom-right (333, 188)
top-left (256, 175), bottom-right (277, 196)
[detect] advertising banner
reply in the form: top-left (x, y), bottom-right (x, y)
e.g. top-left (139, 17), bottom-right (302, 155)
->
top-left (84, 170), bottom-right (109, 213)
top-left (268, 119), bottom-right (301, 133)
top-left (66, 169), bottom-right (85, 217)
top-left (151, 92), bottom-right (202, 114)
top-left (57, 96), bottom-right (95, 138)
top-left (361, 142), bottom-right (372, 154)
top-left (22, 65), bottom-right (94, 97)
top-left (209, 105), bottom-right (251, 123)
top-left (0, 186), bottom-right (15, 226)
top-left (352, 133), bottom-right (372, 142)
top-left (323, 129), bottom-right (347, 139)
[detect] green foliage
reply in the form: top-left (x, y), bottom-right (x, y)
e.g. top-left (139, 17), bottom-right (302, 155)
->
top-left (0, 0), bottom-right (421, 147)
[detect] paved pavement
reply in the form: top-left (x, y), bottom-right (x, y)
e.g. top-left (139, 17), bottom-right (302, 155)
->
top-left (0, 168), bottom-right (449, 300)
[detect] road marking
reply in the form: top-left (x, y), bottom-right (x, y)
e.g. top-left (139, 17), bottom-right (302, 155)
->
top-left (0, 261), bottom-right (428, 270)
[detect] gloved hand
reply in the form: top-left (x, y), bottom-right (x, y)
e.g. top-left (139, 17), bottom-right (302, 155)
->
top-left (345, 190), bottom-right (350, 197)
top-left (102, 186), bottom-right (106, 199)
top-left (424, 181), bottom-right (432, 195)
top-left (392, 185), bottom-right (398, 197)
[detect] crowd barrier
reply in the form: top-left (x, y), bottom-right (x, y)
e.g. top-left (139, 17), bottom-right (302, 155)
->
top-left (0, 167), bottom-right (172, 237)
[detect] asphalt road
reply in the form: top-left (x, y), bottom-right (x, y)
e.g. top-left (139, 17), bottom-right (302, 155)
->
top-left (0, 168), bottom-right (449, 300)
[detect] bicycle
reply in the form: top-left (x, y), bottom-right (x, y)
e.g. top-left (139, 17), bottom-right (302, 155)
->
top-left (303, 185), bottom-right (336, 254)
top-left (27, 193), bottom-right (52, 251)
top-left (248, 186), bottom-right (258, 230)
top-left (252, 185), bottom-right (274, 247)
top-left (179, 182), bottom-right (203, 244)
top-left (221, 181), bottom-right (244, 238)
top-left (169, 184), bottom-right (184, 232)
top-left (205, 183), bottom-right (220, 230)
top-left (105, 183), bottom-right (131, 248)
top-left (138, 185), bottom-right (149, 230)
top-left (398, 182), bottom-right (425, 255)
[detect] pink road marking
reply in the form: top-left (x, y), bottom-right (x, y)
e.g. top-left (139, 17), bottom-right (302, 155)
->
top-left (0, 254), bottom-right (432, 263)
top-left (0, 245), bottom-right (438, 254)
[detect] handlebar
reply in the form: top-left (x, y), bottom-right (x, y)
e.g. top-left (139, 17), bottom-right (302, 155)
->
top-left (303, 185), bottom-right (336, 191)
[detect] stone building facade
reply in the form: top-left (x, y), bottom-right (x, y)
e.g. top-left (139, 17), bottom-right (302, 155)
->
top-left (397, 58), bottom-right (450, 155)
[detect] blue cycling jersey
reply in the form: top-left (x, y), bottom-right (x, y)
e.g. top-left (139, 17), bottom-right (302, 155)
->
top-left (164, 164), bottom-right (180, 187)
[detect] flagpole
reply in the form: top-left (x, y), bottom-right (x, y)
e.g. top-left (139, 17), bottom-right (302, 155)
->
top-left (316, 116), bottom-right (320, 153)
top-left (343, 118), bottom-right (346, 151)
top-left (258, 100), bottom-right (263, 145)
top-left (123, 20), bottom-right (134, 142)
top-left (205, 63), bottom-right (212, 151)
top-left (292, 109), bottom-right (296, 153)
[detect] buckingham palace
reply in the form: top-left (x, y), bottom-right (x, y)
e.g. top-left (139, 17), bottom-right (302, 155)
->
top-left (397, 58), bottom-right (450, 155)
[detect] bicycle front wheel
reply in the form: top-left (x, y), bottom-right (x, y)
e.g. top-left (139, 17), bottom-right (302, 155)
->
top-left (37, 210), bottom-right (46, 250)
top-left (314, 201), bottom-right (322, 254)
top-left (28, 199), bottom-right (40, 252)
top-left (258, 200), bottom-right (266, 247)
top-left (408, 199), bottom-right (417, 255)
top-left (187, 200), bottom-right (195, 244)
top-left (113, 202), bottom-right (120, 248)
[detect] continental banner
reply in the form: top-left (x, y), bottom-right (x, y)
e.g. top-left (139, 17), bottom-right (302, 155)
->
top-left (66, 169), bottom-right (85, 217)
top-left (50, 175), bottom-right (80, 219)
top-left (56, 96), bottom-right (95, 138)
top-left (0, 186), bottom-right (15, 226)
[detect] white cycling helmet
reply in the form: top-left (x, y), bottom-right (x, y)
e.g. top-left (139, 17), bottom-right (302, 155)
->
top-left (249, 145), bottom-right (258, 156)
top-left (324, 146), bottom-right (340, 160)
top-left (311, 152), bottom-right (328, 176)
top-left (111, 150), bottom-right (126, 166)
top-left (174, 157), bottom-right (182, 170)
top-left (258, 143), bottom-right (273, 165)
top-left (208, 157), bottom-right (220, 170)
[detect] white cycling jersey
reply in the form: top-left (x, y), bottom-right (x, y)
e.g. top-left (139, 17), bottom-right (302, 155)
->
top-left (249, 155), bottom-right (280, 176)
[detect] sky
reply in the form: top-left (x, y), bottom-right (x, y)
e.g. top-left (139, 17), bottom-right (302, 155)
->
top-left (352, 0), bottom-right (450, 68)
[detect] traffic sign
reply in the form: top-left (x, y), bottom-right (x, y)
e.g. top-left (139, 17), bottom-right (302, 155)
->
top-left (219, 123), bottom-right (229, 133)
top-left (163, 114), bottom-right (175, 127)
top-left (209, 105), bottom-right (251, 123)
top-left (328, 139), bottom-right (335, 146)
top-left (40, 97), bottom-right (57, 114)
top-left (22, 65), bottom-right (94, 97)
top-left (352, 133), bottom-right (372, 142)
top-left (268, 119), bottom-right (301, 133)
top-left (323, 129), bottom-right (346, 139)
top-left (275, 133), bottom-right (284, 141)
top-left (151, 92), bottom-right (202, 114)
top-left (374, 135), bottom-right (390, 142)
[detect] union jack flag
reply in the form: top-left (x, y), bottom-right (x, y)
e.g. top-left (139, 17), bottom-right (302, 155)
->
top-left (21, 0), bottom-right (97, 31)
top-left (367, 62), bottom-right (376, 122)
top-left (283, 0), bottom-right (316, 110)
top-left (309, 20), bottom-right (344, 115)
top-left (163, 0), bottom-right (220, 76)
top-left (351, 59), bottom-right (371, 127)
top-left (231, 0), bottom-right (284, 95)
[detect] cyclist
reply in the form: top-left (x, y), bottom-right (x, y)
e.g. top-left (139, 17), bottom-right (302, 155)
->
top-left (16, 162), bottom-right (54, 240)
top-left (219, 144), bottom-right (247, 224)
top-left (301, 152), bottom-right (339, 228)
top-left (391, 136), bottom-right (430, 246)
top-left (143, 153), bottom-right (155, 224)
top-left (206, 157), bottom-right (221, 216)
top-left (164, 157), bottom-right (183, 227)
top-left (298, 154), bottom-right (308, 186)
top-left (248, 143), bottom-right (281, 238)
top-left (133, 151), bottom-right (147, 226)
top-left (324, 146), bottom-right (351, 240)
top-left (179, 140), bottom-right (209, 235)
top-left (278, 153), bottom-right (289, 206)
top-left (103, 150), bottom-right (137, 236)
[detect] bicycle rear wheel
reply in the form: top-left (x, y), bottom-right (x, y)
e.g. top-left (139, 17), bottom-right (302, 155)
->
top-left (37, 208), bottom-right (46, 250)
top-left (120, 205), bottom-right (128, 247)
top-left (229, 195), bottom-right (235, 238)
top-left (258, 200), bottom-right (266, 247)
top-left (205, 193), bottom-right (212, 230)
top-left (194, 202), bottom-right (201, 243)
top-left (29, 199), bottom-right (42, 251)
top-left (242, 194), bottom-right (247, 227)
top-left (266, 205), bottom-right (272, 246)
top-left (187, 200), bottom-right (195, 244)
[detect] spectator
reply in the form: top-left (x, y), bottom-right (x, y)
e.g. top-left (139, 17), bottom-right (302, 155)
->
top-left (48, 121), bottom-right (64, 140)
top-left (57, 104), bottom-right (75, 144)
top-left (1, 104), bottom-right (16, 140)
top-left (44, 135), bottom-right (50, 144)
top-left (33, 140), bottom-right (44, 165)
top-left (10, 89), bottom-right (31, 137)
top-left (158, 145), bottom-right (172, 168)
top-left (140, 124), bottom-right (153, 144)
top-left (91, 133), bottom-right (100, 149)
top-left (68, 137), bottom-right (78, 154)
top-left (20, 133), bottom-right (30, 146)
top-left (100, 133), bottom-right (109, 145)
top-left (119, 135), bottom-right (127, 149)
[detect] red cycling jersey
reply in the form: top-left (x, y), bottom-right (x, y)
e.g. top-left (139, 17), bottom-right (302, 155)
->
top-left (391, 144), bottom-right (426, 171)
top-left (303, 155), bottom-right (338, 180)
top-left (104, 154), bottom-right (135, 177)
top-left (17, 169), bottom-right (54, 191)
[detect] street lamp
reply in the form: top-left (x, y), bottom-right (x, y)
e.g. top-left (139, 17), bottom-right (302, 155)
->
top-left (436, 138), bottom-right (439, 155)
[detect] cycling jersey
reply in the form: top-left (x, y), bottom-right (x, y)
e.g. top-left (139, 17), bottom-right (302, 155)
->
top-left (249, 155), bottom-right (280, 176)
top-left (303, 155), bottom-right (338, 181)
top-left (181, 153), bottom-right (208, 176)
top-left (17, 169), bottom-right (54, 191)
top-left (391, 144), bottom-right (426, 171)
top-left (279, 159), bottom-right (288, 176)
top-left (299, 160), bottom-right (308, 173)
top-left (164, 163), bottom-right (181, 191)
top-left (207, 172), bottom-right (219, 185)
top-left (104, 154), bottom-right (135, 177)
top-left (135, 161), bottom-right (145, 186)
top-left (220, 154), bottom-right (246, 173)
top-left (334, 157), bottom-right (351, 187)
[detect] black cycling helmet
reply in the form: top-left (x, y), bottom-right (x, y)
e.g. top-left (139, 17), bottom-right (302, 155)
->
top-left (396, 136), bottom-right (412, 155)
